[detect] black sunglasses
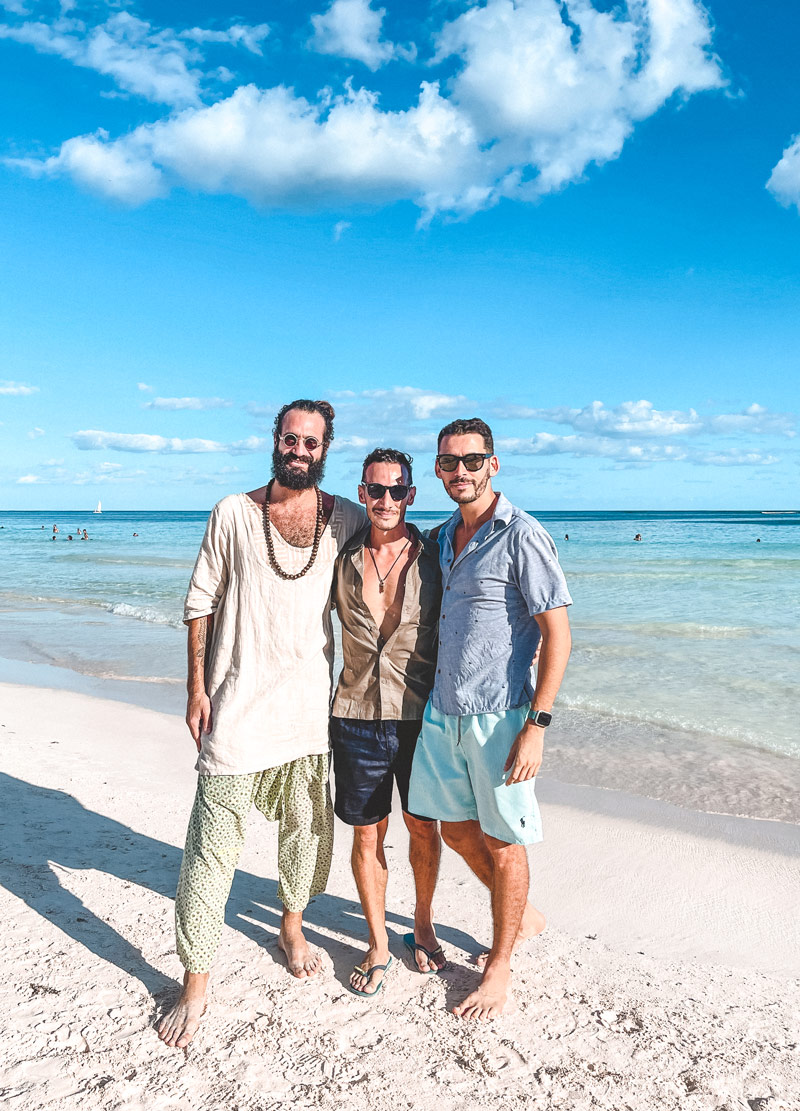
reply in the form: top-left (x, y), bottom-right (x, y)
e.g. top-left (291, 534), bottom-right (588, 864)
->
top-left (436, 452), bottom-right (491, 472)
top-left (362, 482), bottom-right (411, 501)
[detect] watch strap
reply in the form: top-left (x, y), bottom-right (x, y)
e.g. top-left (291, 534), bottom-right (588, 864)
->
top-left (526, 709), bottom-right (552, 727)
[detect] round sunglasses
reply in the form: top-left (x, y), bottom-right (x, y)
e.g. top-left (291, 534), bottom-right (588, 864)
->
top-left (277, 432), bottom-right (323, 451)
top-left (361, 482), bottom-right (411, 501)
top-left (436, 452), bottom-right (491, 472)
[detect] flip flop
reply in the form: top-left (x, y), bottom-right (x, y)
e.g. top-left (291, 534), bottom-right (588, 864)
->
top-left (348, 956), bottom-right (393, 998)
top-left (403, 933), bottom-right (445, 974)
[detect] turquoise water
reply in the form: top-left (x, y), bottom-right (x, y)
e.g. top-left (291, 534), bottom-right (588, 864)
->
top-left (1, 507), bottom-right (799, 805)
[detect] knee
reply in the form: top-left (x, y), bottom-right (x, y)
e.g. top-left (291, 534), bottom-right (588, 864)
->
top-left (485, 836), bottom-right (526, 869)
top-left (440, 822), bottom-right (472, 852)
top-left (353, 824), bottom-right (384, 851)
top-left (404, 812), bottom-right (438, 841)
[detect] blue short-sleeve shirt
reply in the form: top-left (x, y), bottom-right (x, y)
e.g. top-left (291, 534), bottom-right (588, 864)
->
top-left (431, 493), bottom-right (572, 716)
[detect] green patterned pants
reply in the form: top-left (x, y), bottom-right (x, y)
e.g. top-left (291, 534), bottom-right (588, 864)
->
top-left (175, 753), bottom-right (333, 974)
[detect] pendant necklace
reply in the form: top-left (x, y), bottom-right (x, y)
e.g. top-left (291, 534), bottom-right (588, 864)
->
top-left (366, 537), bottom-right (410, 594)
top-left (262, 480), bottom-right (324, 580)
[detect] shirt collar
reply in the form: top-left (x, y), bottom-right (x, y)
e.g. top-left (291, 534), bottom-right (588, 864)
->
top-left (443, 491), bottom-right (512, 542)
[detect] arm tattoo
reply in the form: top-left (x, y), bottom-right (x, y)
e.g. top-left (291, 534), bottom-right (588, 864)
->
top-left (195, 617), bottom-right (208, 660)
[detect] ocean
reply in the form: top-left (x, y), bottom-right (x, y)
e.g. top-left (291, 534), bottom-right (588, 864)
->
top-left (2, 506), bottom-right (798, 822)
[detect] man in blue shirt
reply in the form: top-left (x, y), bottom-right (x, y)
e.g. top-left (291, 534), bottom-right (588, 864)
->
top-left (409, 417), bottom-right (572, 1021)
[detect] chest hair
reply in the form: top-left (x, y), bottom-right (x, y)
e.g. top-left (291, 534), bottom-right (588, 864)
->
top-left (269, 502), bottom-right (323, 548)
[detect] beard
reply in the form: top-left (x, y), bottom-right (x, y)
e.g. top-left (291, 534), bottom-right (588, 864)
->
top-left (444, 467), bottom-right (490, 504)
top-left (271, 445), bottom-right (327, 490)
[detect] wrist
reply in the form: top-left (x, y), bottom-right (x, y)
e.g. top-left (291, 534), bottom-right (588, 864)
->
top-left (526, 708), bottom-right (552, 728)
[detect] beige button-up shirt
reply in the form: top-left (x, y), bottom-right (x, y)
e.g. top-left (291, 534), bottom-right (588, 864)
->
top-left (331, 522), bottom-right (442, 721)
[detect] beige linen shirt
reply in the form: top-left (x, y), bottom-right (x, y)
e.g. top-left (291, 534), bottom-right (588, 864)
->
top-left (184, 492), bottom-right (365, 775)
top-left (331, 522), bottom-right (442, 721)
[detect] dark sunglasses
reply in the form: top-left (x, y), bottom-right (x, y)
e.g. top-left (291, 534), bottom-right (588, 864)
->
top-left (362, 482), bottom-right (410, 501)
top-left (278, 432), bottom-right (323, 451)
top-left (436, 452), bottom-right (491, 472)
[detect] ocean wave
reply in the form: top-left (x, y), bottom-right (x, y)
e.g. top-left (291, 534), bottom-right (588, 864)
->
top-left (93, 671), bottom-right (183, 684)
top-left (559, 696), bottom-right (799, 759)
top-left (0, 591), bottom-right (184, 629)
top-left (579, 622), bottom-right (754, 640)
top-left (107, 602), bottom-right (184, 629)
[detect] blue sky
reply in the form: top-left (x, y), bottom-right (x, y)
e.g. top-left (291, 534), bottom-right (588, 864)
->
top-left (1, 0), bottom-right (799, 511)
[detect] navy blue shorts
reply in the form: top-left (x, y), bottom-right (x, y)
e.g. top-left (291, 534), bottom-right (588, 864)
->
top-left (330, 717), bottom-right (428, 826)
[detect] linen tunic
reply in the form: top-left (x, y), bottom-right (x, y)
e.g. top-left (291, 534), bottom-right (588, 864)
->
top-left (184, 492), bottom-right (365, 775)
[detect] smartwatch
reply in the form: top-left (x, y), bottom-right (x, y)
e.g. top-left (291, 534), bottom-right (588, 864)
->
top-left (526, 709), bottom-right (552, 728)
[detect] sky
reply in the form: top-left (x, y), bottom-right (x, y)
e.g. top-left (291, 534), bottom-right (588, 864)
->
top-left (1, 0), bottom-right (799, 511)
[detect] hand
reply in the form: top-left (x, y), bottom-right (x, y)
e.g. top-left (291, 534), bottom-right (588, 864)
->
top-left (186, 692), bottom-right (213, 752)
top-left (504, 722), bottom-right (544, 784)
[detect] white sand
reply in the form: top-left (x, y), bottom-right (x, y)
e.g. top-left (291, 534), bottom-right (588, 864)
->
top-left (1, 680), bottom-right (798, 1111)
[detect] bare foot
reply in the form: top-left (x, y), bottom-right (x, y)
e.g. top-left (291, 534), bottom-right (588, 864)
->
top-left (350, 943), bottom-right (392, 995)
top-left (453, 961), bottom-right (511, 1021)
top-left (278, 928), bottom-right (322, 979)
top-left (475, 902), bottom-right (545, 968)
top-left (409, 921), bottom-right (446, 973)
top-left (157, 971), bottom-right (208, 1048)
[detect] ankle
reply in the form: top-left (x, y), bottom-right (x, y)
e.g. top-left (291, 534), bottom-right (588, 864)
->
top-left (183, 971), bottom-right (209, 995)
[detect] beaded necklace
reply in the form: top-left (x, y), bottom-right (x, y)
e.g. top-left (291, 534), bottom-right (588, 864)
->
top-left (262, 480), bottom-right (325, 580)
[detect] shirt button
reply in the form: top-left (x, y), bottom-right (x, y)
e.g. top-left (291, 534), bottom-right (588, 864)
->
top-left (437, 668), bottom-right (441, 674)
top-left (446, 586), bottom-right (450, 591)
top-left (441, 614), bottom-right (446, 620)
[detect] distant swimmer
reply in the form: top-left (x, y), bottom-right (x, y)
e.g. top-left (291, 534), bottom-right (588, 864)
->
top-left (67, 534), bottom-right (73, 541)
top-left (83, 530), bottom-right (89, 540)
top-left (133, 532), bottom-right (139, 537)
top-left (564, 533), bottom-right (569, 540)
top-left (52, 525), bottom-right (58, 534)
top-left (634, 533), bottom-right (642, 542)
top-left (756, 538), bottom-right (761, 543)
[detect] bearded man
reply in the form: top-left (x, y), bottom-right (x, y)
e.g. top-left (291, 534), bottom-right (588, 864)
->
top-left (157, 399), bottom-right (364, 1049)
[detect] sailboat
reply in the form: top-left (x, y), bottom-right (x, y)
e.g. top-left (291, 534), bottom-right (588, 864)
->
top-left (93, 500), bottom-right (102, 514)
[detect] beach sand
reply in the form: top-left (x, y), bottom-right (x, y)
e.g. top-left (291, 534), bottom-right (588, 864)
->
top-left (1, 680), bottom-right (798, 1110)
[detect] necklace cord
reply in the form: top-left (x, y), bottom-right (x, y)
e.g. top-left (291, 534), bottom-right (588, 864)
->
top-left (366, 537), bottom-right (410, 592)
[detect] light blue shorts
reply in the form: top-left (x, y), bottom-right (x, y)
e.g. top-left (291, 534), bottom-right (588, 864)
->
top-left (408, 702), bottom-right (543, 846)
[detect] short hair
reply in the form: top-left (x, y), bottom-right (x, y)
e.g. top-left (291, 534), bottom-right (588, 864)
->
top-left (361, 447), bottom-right (413, 485)
top-left (273, 399), bottom-right (335, 444)
top-left (437, 417), bottom-right (494, 453)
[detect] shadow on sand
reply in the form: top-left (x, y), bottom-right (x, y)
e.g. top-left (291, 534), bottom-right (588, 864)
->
top-left (0, 773), bottom-right (483, 996)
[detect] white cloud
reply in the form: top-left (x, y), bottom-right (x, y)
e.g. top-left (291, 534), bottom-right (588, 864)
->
top-left (0, 13), bottom-right (203, 106)
top-left (500, 399), bottom-right (703, 437)
top-left (137, 382), bottom-right (153, 391)
top-left (14, 126), bottom-right (167, 203)
top-left (310, 0), bottom-right (409, 71)
top-left (0, 379), bottom-right (39, 395)
top-left (27, 426), bottom-right (45, 438)
top-left (181, 23), bottom-right (270, 56)
top-left (767, 134), bottom-right (800, 211)
top-left (144, 396), bottom-right (232, 410)
top-left (433, 0), bottom-right (724, 203)
top-left (497, 399), bottom-right (797, 438)
top-left (333, 219), bottom-right (351, 240)
top-left (72, 429), bottom-right (270, 454)
top-left (17, 473), bottom-right (41, 483)
top-left (356, 386), bottom-right (474, 421)
top-left (13, 0), bottom-right (724, 219)
top-left (707, 403), bottom-right (797, 436)
top-left (496, 434), bottom-right (778, 467)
